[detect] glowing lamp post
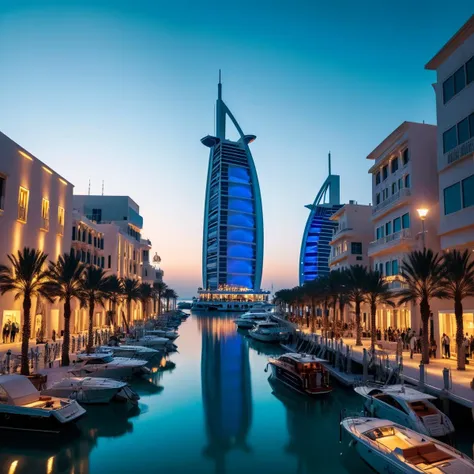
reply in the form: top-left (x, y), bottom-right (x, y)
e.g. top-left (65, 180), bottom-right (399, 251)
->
top-left (417, 208), bottom-right (429, 250)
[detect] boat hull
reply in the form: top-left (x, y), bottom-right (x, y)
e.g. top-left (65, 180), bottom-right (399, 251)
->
top-left (43, 386), bottom-right (121, 404)
top-left (69, 366), bottom-right (144, 380)
top-left (269, 365), bottom-right (332, 397)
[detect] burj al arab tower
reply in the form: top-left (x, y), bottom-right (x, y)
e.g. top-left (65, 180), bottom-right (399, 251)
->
top-left (195, 74), bottom-right (268, 312)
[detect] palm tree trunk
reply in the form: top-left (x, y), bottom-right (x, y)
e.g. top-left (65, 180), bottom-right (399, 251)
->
top-left (21, 296), bottom-right (32, 376)
top-left (127, 299), bottom-right (132, 325)
top-left (370, 302), bottom-right (377, 355)
top-left (166, 298), bottom-right (170, 312)
top-left (158, 294), bottom-right (162, 316)
top-left (355, 300), bottom-right (362, 346)
top-left (420, 299), bottom-right (430, 365)
top-left (455, 299), bottom-right (465, 370)
top-left (87, 299), bottom-right (95, 353)
top-left (62, 296), bottom-right (71, 366)
top-left (142, 300), bottom-right (147, 320)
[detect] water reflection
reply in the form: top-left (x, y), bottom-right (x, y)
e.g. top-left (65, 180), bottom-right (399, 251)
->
top-left (199, 314), bottom-right (252, 474)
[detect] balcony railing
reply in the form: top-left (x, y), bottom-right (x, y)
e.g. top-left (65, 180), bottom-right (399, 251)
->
top-left (18, 205), bottom-right (27, 222)
top-left (332, 226), bottom-right (353, 238)
top-left (445, 136), bottom-right (474, 167)
top-left (329, 249), bottom-right (349, 264)
top-left (369, 228), bottom-right (412, 252)
top-left (41, 217), bottom-right (49, 231)
top-left (372, 188), bottom-right (411, 216)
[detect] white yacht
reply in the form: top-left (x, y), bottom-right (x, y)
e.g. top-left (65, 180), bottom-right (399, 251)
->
top-left (100, 345), bottom-right (159, 362)
top-left (42, 377), bottom-right (139, 404)
top-left (128, 335), bottom-right (177, 351)
top-left (146, 329), bottom-right (179, 341)
top-left (234, 312), bottom-right (269, 329)
top-left (0, 375), bottom-right (86, 434)
top-left (341, 416), bottom-right (474, 473)
top-left (355, 384), bottom-right (455, 439)
top-left (69, 354), bottom-right (149, 379)
top-left (248, 321), bottom-right (290, 343)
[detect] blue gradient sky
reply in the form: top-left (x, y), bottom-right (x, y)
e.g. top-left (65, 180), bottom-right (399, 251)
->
top-left (0, 1), bottom-right (472, 297)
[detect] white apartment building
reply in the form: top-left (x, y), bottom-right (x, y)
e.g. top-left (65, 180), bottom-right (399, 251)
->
top-left (426, 15), bottom-right (474, 349)
top-left (328, 201), bottom-right (372, 271)
top-left (0, 131), bottom-right (74, 339)
top-left (367, 122), bottom-right (439, 334)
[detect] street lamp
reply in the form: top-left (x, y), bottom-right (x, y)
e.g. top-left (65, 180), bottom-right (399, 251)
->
top-left (417, 208), bottom-right (429, 250)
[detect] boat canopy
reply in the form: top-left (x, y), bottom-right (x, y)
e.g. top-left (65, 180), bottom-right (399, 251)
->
top-left (0, 375), bottom-right (40, 406)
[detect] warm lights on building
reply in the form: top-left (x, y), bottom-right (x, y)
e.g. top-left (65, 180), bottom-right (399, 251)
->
top-left (18, 150), bottom-right (33, 161)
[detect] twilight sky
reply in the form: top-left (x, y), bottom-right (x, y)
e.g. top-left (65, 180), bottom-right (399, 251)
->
top-left (0, 1), bottom-right (472, 297)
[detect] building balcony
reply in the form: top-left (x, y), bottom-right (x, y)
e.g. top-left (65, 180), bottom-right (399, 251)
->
top-left (443, 136), bottom-right (474, 170)
top-left (330, 226), bottom-right (353, 244)
top-left (329, 249), bottom-right (349, 265)
top-left (368, 229), bottom-right (413, 257)
top-left (383, 275), bottom-right (408, 292)
top-left (372, 188), bottom-right (411, 219)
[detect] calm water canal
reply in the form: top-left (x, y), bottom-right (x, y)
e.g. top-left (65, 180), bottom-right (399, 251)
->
top-left (1, 312), bottom-right (472, 474)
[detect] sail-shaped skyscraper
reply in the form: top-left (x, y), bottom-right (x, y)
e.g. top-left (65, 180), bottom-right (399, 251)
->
top-left (194, 74), bottom-right (268, 311)
top-left (299, 154), bottom-right (342, 285)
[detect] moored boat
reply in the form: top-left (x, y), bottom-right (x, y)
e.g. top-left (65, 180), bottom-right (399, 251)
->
top-left (234, 312), bottom-right (269, 329)
top-left (248, 321), bottom-right (290, 343)
top-left (0, 375), bottom-right (86, 434)
top-left (354, 384), bottom-right (455, 439)
top-left (341, 416), bottom-right (474, 473)
top-left (267, 353), bottom-right (332, 396)
top-left (101, 344), bottom-right (160, 362)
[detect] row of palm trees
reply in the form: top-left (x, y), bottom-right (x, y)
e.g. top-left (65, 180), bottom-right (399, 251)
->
top-left (275, 249), bottom-right (474, 371)
top-left (0, 247), bottom-right (178, 375)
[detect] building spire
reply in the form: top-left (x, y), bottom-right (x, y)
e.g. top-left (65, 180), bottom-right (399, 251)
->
top-left (328, 151), bottom-right (332, 176)
top-left (218, 69), bottom-right (222, 100)
top-left (216, 69), bottom-right (225, 139)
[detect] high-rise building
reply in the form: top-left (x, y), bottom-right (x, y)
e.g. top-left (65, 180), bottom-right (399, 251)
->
top-left (299, 154), bottom-right (341, 285)
top-left (200, 75), bottom-right (264, 293)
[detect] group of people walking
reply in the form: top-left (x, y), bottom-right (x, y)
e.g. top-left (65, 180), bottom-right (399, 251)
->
top-left (2, 320), bottom-right (19, 344)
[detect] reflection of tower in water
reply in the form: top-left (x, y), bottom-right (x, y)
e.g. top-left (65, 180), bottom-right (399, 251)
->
top-left (199, 316), bottom-right (252, 474)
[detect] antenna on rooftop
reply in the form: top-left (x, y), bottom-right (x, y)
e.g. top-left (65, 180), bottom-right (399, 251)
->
top-left (328, 151), bottom-right (332, 176)
top-left (88, 179), bottom-right (91, 195)
top-left (102, 180), bottom-right (104, 196)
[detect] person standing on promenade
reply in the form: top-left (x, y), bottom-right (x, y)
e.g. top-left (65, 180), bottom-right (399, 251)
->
top-left (52, 329), bottom-right (56, 342)
top-left (10, 322), bottom-right (17, 343)
top-left (409, 332), bottom-right (417, 359)
top-left (3, 320), bottom-right (11, 344)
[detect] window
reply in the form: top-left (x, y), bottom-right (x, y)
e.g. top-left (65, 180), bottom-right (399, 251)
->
top-left (93, 255), bottom-right (97, 265)
top-left (382, 165), bottom-right (388, 180)
top-left (443, 126), bottom-right (457, 153)
top-left (398, 178), bottom-right (403, 190)
top-left (392, 183), bottom-right (397, 195)
top-left (351, 242), bottom-right (362, 255)
top-left (404, 174), bottom-right (410, 188)
top-left (402, 213), bottom-right (410, 229)
top-left (101, 256), bottom-right (105, 268)
top-left (91, 208), bottom-right (102, 223)
top-left (376, 227), bottom-right (382, 240)
top-left (41, 198), bottom-right (49, 230)
top-left (94, 236), bottom-right (97, 248)
top-left (454, 66), bottom-right (466, 94)
top-left (86, 252), bottom-right (91, 264)
top-left (18, 187), bottom-right (29, 222)
top-left (462, 175), bottom-right (474, 209)
top-left (444, 182), bottom-right (462, 215)
top-left (391, 157), bottom-right (399, 173)
top-left (385, 221), bottom-right (392, 235)
top-left (108, 255), bottom-right (111, 268)
top-left (385, 261), bottom-right (391, 276)
top-left (375, 172), bottom-right (381, 185)
top-left (393, 217), bottom-right (401, 233)
top-left (88, 232), bottom-right (92, 245)
top-left (376, 193), bottom-right (381, 205)
top-left (470, 113), bottom-right (474, 139)
top-left (58, 207), bottom-right (64, 235)
top-left (356, 256), bottom-right (363, 261)
top-left (402, 148), bottom-right (409, 165)
top-left (392, 260), bottom-right (399, 275)
top-left (467, 57), bottom-right (474, 85)
top-left (0, 175), bottom-right (5, 211)
top-left (443, 75), bottom-right (455, 103)
top-left (72, 226), bottom-right (77, 241)
top-left (458, 117), bottom-right (470, 145)
top-left (379, 263), bottom-right (383, 275)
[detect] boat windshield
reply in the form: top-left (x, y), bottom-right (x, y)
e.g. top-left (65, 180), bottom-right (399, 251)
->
top-left (85, 356), bottom-right (114, 365)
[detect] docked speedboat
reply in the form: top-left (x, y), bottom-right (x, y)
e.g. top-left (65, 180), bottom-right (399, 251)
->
top-left (234, 312), bottom-right (269, 329)
top-left (341, 416), bottom-right (474, 473)
top-left (355, 384), bottom-right (455, 439)
top-left (248, 321), bottom-right (290, 343)
top-left (0, 375), bottom-right (86, 434)
top-left (69, 354), bottom-right (149, 379)
top-left (267, 353), bottom-right (332, 396)
top-left (42, 377), bottom-right (139, 404)
top-left (128, 335), bottom-right (177, 351)
top-left (146, 329), bottom-right (179, 341)
top-left (101, 344), bottom-right (159, 362)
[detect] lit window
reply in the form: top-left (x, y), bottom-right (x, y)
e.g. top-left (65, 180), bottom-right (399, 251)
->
top-left (58, 207), bottom-right (65, 235)
top-left (41, 198), bottom-right (50, 231)
top-left (0, 175), bottom-right (5, 211)
top-left (18, 187), bottom-right (29, 222)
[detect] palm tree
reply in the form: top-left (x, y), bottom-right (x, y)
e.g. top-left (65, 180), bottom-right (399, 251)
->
top-left (81, 266), bottom-right (111, 352)
top-left (397, 249), bottom-right (447, 364)
top-left (163, 288), bottom-right (177, 312)
top-left (346, 265), bottom-right (369, 346)
top-left (122, 278), bottom-right (141, 325)
top-left (440, 250), bottom-right (474, 370)
top-left (364, 269), bottom-right (394, 354)
top-left (138, 283), bottom-right (153, 320)
top-left (153, 281), bottom-right (168, 316)
top-left (0, 248), bottom-right (54, 375)
top-left (312, 277), bottom-right (330, 337)
top-left (46, 252), bottom-right (85, 366)
top-left (105, 275), bottom-right (123, 326)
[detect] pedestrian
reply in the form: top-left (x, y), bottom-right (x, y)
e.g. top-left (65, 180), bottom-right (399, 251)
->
top-left (52, 329), bottom-right (56, 342)
top-left (430, 339), bottom-right (437, 358)
top-left (3, 320), bottom-right (11, 344)
top-left (464, 334), bottom-right (470, 365)
top-left (409, 332), bottom-right (417, 359)
top-left (2, 323), bottom-right (8, 344)
top-left (416, 336), bottom-right (422, 354)
top-left (10, 322), bottom-right (17, 343)
top-left (445, 333), bottom-right (451, 358)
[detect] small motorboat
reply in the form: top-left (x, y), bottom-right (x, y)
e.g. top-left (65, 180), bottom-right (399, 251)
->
top-left (42, 377), bottom-right (140, 405)
top-left (355, 384), bottom-right (455, 439)
top-left (267, 353), bottom-right (332, 396)
top-left (340, 416), bottom-right (474, 473)
top-left (0, 375), bottom-right (86, 434)
top-left (146, 329), bottom-right (179, 341)
top-left (234, 312), bottom-right (269, 329)
top-left (101, 344), bottom-right (160, 362)
top-left (127, 335), bottom-right (177, 351)
top-left (248, 321), bottom-right (290, 343)
top-left (69, 354), bottom-right (149, 380)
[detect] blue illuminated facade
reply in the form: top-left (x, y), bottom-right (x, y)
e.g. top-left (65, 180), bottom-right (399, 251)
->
top-left (299, 154), bottom-right (341, 285)
top-left (201, 75), bottom-right (264, 291)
